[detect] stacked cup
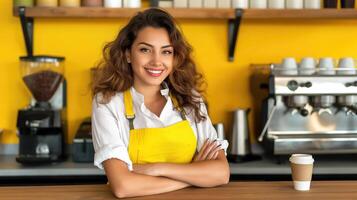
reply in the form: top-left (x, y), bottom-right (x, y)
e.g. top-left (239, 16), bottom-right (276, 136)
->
top-left (318, 57), bottom-right (336, 75)
top-left (280, 57), bottom-right (298, 75)
top-left (268, 0), bottom-right (284, 9)
top-left (299, 57), bottom-right (316, 75)
top-left (304, 0), bottom-right (321, 9)
top-left (250, 0), bottom-right (268, 9)
top-left (233, 0), bottom-right (249, 9)
top-left (337, 57), bottom-right (356, 75)
top-left (286, 0), bottom-right (303, 9)
top-left (104, 0), bottom-right (122, 7)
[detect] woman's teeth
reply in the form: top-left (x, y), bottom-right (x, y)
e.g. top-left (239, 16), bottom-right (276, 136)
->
top-left (146, 69), bottom-right (164, 77)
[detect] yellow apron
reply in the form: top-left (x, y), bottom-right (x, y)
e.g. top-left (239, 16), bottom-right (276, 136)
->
top-left (124, 89), bottom-right (197, 164)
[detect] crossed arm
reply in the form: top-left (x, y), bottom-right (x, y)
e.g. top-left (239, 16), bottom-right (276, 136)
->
top-left (103, 139), bottom-right (230, 198)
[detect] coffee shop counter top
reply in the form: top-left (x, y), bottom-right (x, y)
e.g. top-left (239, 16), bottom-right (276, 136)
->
top-left (1, 181), bottom-right (357, 200)
top-left (0, 155), bottom-right (357, 177)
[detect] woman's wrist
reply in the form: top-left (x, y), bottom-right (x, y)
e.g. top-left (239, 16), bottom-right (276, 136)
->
top-left (155, 163), bottom-right (168, 177)
top-left (156, 163), bottom-right (186, 178)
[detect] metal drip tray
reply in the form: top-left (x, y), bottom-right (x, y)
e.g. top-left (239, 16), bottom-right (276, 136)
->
top-left (269, 135), bottom-right (357, 155)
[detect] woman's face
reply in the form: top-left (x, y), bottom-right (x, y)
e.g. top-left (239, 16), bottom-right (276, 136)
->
top-left (127, 26), bottom-right (174, 90)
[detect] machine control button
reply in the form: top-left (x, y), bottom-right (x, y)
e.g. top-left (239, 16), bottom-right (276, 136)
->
top-left (300, 81), bottom-right (312, 88)
top-left (345, 81), bottom-right (357, 87)
top-left (287, 80), bottom-right (299, 91)
top-left (300, 109), bottom-right (309, 117)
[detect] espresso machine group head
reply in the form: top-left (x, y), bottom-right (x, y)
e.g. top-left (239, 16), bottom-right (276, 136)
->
top-left (260, 57), bottom-right (357, 155)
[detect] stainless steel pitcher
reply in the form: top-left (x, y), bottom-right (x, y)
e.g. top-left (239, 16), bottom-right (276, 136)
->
top-left (230, 108), bottom-right (251, 156)
top-left (213, 123), bottom-right (225, 140)
top-left (229, 108), bottom-right (261, 162)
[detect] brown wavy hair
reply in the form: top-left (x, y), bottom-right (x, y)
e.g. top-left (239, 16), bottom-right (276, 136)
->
top-left (92, 8), bottom-right (206, 122)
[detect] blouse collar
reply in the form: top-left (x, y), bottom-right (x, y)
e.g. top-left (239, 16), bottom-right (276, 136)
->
top-left (130, 82), bottom-right (170, 105)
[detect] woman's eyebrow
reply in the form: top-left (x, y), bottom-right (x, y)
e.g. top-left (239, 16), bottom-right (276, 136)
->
top-left (138, 42), bottom-right (173, 49)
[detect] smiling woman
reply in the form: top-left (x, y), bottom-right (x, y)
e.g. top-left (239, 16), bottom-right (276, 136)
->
top-left (91, 8), bottom-right (230, 198)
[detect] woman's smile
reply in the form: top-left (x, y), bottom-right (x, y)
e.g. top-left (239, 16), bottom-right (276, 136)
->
top-left (144, 67), bottom-right (166, 77)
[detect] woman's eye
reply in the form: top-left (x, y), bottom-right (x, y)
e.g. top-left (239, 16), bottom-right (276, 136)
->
top-left (139, 48), bottom-right (150, 53)
top-left (162, 50), bottom-right (173, 55)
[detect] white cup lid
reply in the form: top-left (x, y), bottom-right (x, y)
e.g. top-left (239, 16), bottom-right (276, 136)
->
top-left (289, 154), bottom-right (314, 164)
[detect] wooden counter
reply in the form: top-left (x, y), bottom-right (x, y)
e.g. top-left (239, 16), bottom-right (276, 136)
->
top-left (1, 181), bottom-right (357, 199)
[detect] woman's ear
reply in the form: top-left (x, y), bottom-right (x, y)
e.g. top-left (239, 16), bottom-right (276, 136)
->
top-left (125, 50), bottom-right (131, 63)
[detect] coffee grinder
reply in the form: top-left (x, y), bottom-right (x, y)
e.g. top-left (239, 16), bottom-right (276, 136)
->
top-left (16, 56), bottom-right (67, 164)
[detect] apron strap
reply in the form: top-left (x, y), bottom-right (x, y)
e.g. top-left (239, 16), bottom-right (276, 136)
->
top-left (124, 90), bottom-right (135, 130)
top-left (123, 89), bottom-right (187, 130)
top-left (170, 93), bottom-right (187, 120)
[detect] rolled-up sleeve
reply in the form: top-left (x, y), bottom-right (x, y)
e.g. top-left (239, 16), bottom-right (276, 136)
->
top-left (91, 95), bottom-right (133, 171)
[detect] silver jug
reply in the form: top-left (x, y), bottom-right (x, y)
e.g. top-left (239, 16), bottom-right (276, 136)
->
top-left (213, 123), bottom-right (225, 140)
top-left (229, 108), bottom-right (260, 162)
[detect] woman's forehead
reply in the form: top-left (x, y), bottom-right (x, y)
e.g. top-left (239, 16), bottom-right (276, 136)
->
top-left (134, 27), bottom-right (172, 47)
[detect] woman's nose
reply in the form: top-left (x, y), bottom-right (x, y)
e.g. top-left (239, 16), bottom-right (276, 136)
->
top-left (150, 52), bottom-right (163, 67)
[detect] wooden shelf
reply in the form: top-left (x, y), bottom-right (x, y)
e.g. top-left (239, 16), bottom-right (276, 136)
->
top-left (244, 9), bottom-right (357, 19)
top-left (13, 7), bottom-right (235, 19)
top-left (12, 7), bottom-right (357, 61)
top-left (12, 7), bottom-right (357, 19)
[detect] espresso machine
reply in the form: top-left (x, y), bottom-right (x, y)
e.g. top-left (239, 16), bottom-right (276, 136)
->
top-left (16, 56), bottom-right (67, 164)
top-left (259, 58), bottom-right (357, 155)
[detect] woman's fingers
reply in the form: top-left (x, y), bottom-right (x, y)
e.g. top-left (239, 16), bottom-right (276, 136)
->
top-left (194, 139), bottom-right (210, 161)
top-left (211, 150), bottom-right (219, 160)
top-left (206, 144), bottom-right (222, 160)
top-left (200, 140), bottom-right (220, 160)
top-left (193, 139), bottom-right (222, 161)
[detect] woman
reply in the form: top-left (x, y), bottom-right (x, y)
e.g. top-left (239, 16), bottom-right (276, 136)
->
top-left (91, 8), bottom-right (230, 198)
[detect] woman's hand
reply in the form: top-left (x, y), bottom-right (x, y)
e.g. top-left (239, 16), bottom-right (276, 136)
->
top-left (192, 139), bottom-right (221, 162)
top-left (133, 163), bottom-right (161, 176)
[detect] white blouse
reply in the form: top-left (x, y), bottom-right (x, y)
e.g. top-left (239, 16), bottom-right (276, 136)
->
top-left (92, 86), bottom-right (229, 171)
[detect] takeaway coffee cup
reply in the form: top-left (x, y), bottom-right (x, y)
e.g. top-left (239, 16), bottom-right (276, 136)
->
top-left (289, 154), bottom-right (314, 191)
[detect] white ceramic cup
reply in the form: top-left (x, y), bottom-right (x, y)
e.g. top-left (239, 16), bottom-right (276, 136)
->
top-left (286, 0), bottom-right (303, 9)
top-left (268, 0), bottom-right (285, 9)
top-left (280, 57), bottom-right (298, 75)
top-left (250, 0), bottom-right (268, 8)
top-left (318, 57), bottom-right (336, 75)
top-left (299, 57), bottom-right (316, 75)
top-left (337, 57), bottom-right (356, 75)
top-left (233, 0), bottom-right (249, 8)
top-left (289, 154), bottom-right (314, 191)
top-left (124, 0), bottom-right (141, 8)
top-left (338, 57), bottom-right (355, 68)
top-left (304, 0), bottom-right (321, 9)
top-left (104, 0), bottom-right (122, 7)
top-left (282, 57), bottom-right (298, 68)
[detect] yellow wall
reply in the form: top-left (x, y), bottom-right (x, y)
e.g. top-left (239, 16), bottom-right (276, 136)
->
top-left (1, 1), bottom-right (357, 144)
